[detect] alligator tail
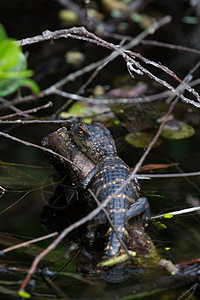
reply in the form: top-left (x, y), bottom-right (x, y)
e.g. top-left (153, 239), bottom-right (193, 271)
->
top-left (104, 215), bottom-right (128, 258)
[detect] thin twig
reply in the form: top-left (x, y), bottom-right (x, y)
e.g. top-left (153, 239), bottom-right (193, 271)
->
top-left (141, 40), bottom-right (200, 55)
top-left (126, 55), bottom-right (200, 108)
top-left (128, 51), bottom-right (200, 100)
top-left (1, 77), bottom-right (200, 121)
top-left (10, 16), bottom-right (172, 108)
top-left (0, 131), bottom-right (82, 171)
top-left (14, 20), bottom-right (200, 109)
top-left (0, 98), bottom-right (28, 115)
top-left (52, 40), bottom-right (127, 116)
top-left (0, 191), bottom-right (30, 215)
top-left (138, 172), bottom-right (200, 178)
top-left (178, 258), bottom-right (200, 267)
top-left (0, 119), bottom-right (73, 125)
top-left (0, 232), bottom-right (58, 254)
top-left (0, 101), bottom-right (52, 120)
top-left (16, 17), bottom-right (171, 47)
top-left (62, 27), bottom-right (200, 104)
top-left (151, 206), bottom-right (200, 220)
top-left (53, 88), bottom-right (166, 104)
top-left (20, 26), bottom-right (199, 107)
top-left (57, 27), bottom-right (200, 105)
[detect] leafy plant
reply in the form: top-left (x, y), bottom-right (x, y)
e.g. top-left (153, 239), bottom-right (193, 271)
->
top-left (0, 23), bottom-right (39, 97)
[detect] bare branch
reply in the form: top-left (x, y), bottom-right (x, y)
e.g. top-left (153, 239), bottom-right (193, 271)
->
top-left (139, 172), bottom-right (200, 178)
top-left (10, 16), bottom-right (171, 108)
top-left (16, 16), bottom-right (171, 47)
top-left (141, 40), bottom-right (200, 55)
top-left (0, 232), bottom-right (58, 254)
top-left (151, 206), bottom-right (200, 220)
top-left (0, 101), bottom-right (52, 120)
top-left (0, 120), bottom-right (72, 125)
top-left (15, 21), bottom-right (200, 108)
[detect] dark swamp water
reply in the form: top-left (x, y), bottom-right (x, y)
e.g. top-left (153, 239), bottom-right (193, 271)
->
top-left (1, 112), bottom-right (200, 300)
top-left (1, 1), bottom-right (200, 299)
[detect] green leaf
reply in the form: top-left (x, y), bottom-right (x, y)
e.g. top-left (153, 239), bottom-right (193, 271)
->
top-left (17, 78), bottom-right (40, 94)
top-left (11, 52), bottom-right (27, 72)
top-left (0, 24), bottom-right (7, 42)
top-left (0, 39), bottom-right (20, 70)
top-left (0, 79), bottom-right (18, 97)
top-left (0, 77), bottom-right (39, 96)
top-left (0, 70), bottom-right (34, 79)
top-left (0, 24), bottom-right (39, 96)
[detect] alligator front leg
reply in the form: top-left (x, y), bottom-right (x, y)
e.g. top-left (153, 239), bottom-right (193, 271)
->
top-left (79, 166), bottom-right (98, 189)
top-left (126, 197), bottom-right (150, 227)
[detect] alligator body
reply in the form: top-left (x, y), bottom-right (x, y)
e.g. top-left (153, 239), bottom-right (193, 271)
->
top-left (70, 122), bottom-right (150, 258)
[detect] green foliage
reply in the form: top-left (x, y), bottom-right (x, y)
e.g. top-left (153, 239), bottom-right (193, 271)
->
top-left (0, 24), bottom-right (7, 42)
top-left (0, 24), bottom-right (39, 97)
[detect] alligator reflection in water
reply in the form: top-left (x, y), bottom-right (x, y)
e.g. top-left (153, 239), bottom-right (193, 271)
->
top-left (41, 125), bottom-right (158, 283)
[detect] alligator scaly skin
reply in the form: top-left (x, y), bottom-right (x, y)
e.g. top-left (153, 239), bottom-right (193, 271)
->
top-left (70, 122), bottom-right (150, 258)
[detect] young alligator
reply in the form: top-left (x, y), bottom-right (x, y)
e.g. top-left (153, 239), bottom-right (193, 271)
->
top-left (70, 122), bottom-right (150, 258)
